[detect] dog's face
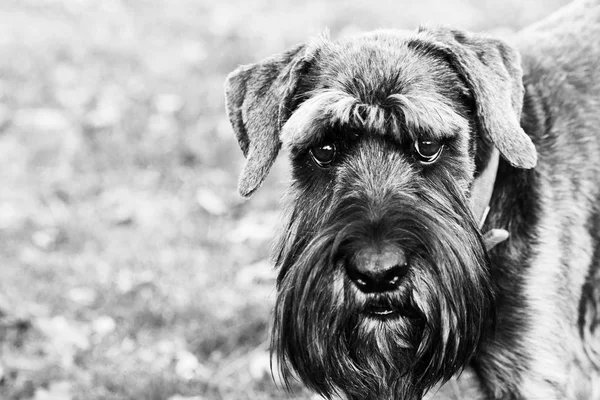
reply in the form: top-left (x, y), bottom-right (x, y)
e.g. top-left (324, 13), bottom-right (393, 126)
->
top-left (225, 28), bottom-right (537, 399)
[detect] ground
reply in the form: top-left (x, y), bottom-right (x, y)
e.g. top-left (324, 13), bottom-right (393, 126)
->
top-left (0, 0), bottom-right (570, 399)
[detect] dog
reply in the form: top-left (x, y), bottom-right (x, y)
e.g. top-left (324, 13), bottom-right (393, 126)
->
top-left (224, 0), bottom-right (600, 398)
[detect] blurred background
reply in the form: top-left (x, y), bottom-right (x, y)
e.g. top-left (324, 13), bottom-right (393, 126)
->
top-left (0, 0), bottom-right (570, 399)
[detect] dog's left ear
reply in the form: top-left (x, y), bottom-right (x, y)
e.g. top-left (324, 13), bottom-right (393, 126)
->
top-left (225, 44), bottom-right (313, 197)
top-left (419, 27), bottom-right (537, 169)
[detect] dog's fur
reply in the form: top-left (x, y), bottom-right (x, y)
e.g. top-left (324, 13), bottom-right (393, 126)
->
top-left (225, 1), bottom-right (600, 399)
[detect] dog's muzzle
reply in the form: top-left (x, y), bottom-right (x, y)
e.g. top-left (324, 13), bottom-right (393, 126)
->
top-left (272, 140), bottom-right (496, 400)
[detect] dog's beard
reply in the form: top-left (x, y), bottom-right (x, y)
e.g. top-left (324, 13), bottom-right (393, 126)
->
top-left (272, 176), bottom-right (495, 400)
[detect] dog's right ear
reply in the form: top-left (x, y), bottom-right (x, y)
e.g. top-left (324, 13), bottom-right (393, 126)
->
top-left (225, 44), bottom-right (312, 197)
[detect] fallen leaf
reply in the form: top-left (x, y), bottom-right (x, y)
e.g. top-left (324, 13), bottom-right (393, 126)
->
top-left (196, 189), bottom-right (228, 216)
top-left (235, 259), bottom-right (275, 287)
top-left (147, 114), bottom-right (177, 136)
top-left (53, 63), bottom-right (79, 87)
top-left (248, 350), bottom-right (270, 381)
top-left (13, 108), bottom-right (71, 132)
top-left (36, 316), bottom-right (90, 368)
top-left (91, 316), bottom-right (116, 339)
top-left (2, 353), bottom-right (47, 372)
top-left (34, 381), bottom-right (73, 400)
top-left (167, 396), bottom-right (204, 400)
top-left (0, 202), bottom-right (24, 229)
top-left (67, 287), bottom-right (97, 307)
top-left (111, 206), bottom-right (136, 226)
top-left (31, 228), bottom-right (60, 251)
top-left (175, 350), bottom-right (201, 380)
top-left (120, 337), bottom-right (136, 353)
top-left (181, 40), bottom-right (208, 64)
top-left (86, 86), bottom-right (126, 128)
top-left (227, 213), bottom-right (277, 243)
top-left (116, 269), bottom-right (134, 293)
top-left (155, 93), bottom-right (183, 114)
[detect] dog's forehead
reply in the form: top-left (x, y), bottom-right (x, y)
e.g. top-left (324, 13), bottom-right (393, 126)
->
top-left (281, 31), bottom-right (470, 148)
top-left (315, 31), bottom-right (451, 100)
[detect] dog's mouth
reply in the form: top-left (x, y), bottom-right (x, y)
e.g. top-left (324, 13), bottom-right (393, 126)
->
top-left (367, 304), bottom-right (399, 318)
top-left (362, 297), bottom-right (420, 320)
top-left (363, 299), bottom-right (403, 319)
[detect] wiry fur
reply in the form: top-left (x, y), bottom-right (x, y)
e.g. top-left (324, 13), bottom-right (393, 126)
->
top-left (281, 89), bottom-right (468, 149)
top-left (224, 0), bottom-right (600, 399)
top-left (273, 138), bottom-right (494, 399)
top-left (472, 2), bottom-right (600, 399)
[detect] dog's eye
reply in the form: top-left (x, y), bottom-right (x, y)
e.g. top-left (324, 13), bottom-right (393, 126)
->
top-left (414, 139), bottom-right (443, 164)
top-left (310, 143), bottom-right (336, 167)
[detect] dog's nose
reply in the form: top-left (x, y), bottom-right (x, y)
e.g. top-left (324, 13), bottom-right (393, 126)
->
top-left (346, 247), bottom-right (409, 293)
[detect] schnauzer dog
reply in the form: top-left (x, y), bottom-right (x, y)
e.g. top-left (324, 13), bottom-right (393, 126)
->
top-left (224, 0), bottom-right (600, 399)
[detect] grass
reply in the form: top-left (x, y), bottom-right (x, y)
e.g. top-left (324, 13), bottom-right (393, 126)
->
top-left (0, 0), bottom-right (569, 399)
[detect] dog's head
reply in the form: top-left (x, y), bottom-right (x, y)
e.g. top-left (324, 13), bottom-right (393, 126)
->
top-left (225, 27), bottom-right (536, 400)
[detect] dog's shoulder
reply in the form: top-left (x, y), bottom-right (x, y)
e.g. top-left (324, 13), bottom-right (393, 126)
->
top-left (515, 0), bottom-right (600, 173)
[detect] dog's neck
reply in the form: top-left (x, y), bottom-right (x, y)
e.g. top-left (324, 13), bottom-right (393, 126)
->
top-left (472, 147), bottom-right (509, 250)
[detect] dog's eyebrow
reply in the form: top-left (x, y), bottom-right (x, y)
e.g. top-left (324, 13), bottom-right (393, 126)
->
top-left (386, 93), bottom-right (467, 140)
top-left (280, 89), bottom-right (467, 148)
top-left (280, 89), bottom-right (358, 149)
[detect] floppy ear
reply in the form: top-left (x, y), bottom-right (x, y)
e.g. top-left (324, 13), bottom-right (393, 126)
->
top-left (225, 44), bottom-right (312, 197)
top-left (418, 27), bottom-right (537, 169)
